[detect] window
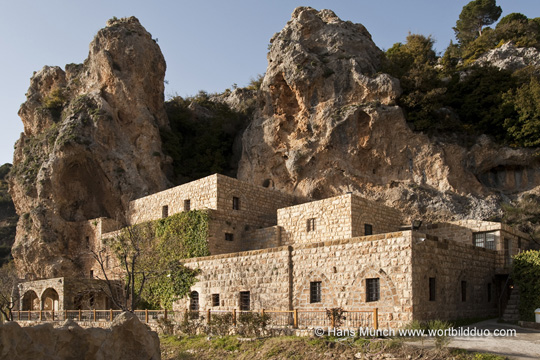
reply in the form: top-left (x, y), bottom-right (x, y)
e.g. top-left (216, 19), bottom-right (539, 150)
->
top-left (366, 278), bottom-right (380, 302)
top-left (85, 236), bottom-right (90, 246)
top-left (461, 281), bottom-right (467, 302)
top-left (307, 218), bottom-right (316, 232)
top-left (240, 291), bottom-right (250, 310)
top-left (162, 205), bottom-right (169, 218)
top-left (89, 270), bottom-right (94, 279)
top-left (429, 277), bottom-right (436, 301)
top-left (212, 294), bottom-right (220, 307)
top-left (473, 232), bottom-right (496, 250)
top-left (310, 281), bottom-right (322, 303)
top-left (518, 237), bottom-right (522, 250)
top-left (184, 199), bottom-right (191, 211)
top-left (225, 233), bottom-right (234, 241)
top-left (364, 224), bottom-right (373, 236)
top-left (189, 291), bottom-right (199, 311)
top-left (232, 196), bottom-right (240, 210)
top-left (487, 283), bottom-right (492, 303)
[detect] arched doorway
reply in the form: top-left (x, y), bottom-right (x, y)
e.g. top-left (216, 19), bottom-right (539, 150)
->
top-left (22, 290), bottom-right (39, 310)
top-left (42, 288), bottom-right (59, 311)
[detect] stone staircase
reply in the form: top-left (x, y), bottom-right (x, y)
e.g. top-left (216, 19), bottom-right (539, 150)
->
top-left (501, 286), bottom-right (520, 322)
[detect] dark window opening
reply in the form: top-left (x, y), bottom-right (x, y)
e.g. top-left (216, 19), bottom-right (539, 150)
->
top-left (190, 291), bottom-right (199, 311)
top-left (461, 281), bottom-right (467, 302)
top-left (184, 199), bottom-right (191, 211)
top-left (487, 283), bottom-right (492, 302)
top-left (225, 233), bottom-right (234, 241)
top-left (90, 270), bottom-right (94, 279)
top-left (429, 277), bottom-right (436, 301)
top-left (366, 278), bottom-right (380, 302)
top-left (162, 205), bottom-right (169, 218)
top-left (307, 218), bottom-right (316, 232)
top-left (240, 291), bottom-right (250, 311)
top-left (89, 294), bottom-right (95, 307)
top-left (85, 236), bottom-right (90, 246)
top-left (233, 197), bottom-right (240, 210)
top-left (364, 224), bottom-right (373, 236)
top-left (310, 281), bottom-right (322, 303)
top-left (212, 294), bottom-right (220, 307)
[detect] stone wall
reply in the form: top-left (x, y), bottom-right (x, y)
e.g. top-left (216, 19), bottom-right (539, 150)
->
top-left (411, 233), bottom-right (500, 321)
top-left (278, 194), bottom-right (402, 246)
top-left (422, 220), bottom-right (530, 269)
top-left (290, 232), bottom-right (413, 328)
top-left (215, 174), bottom-right (299, 224)
top-left (176, 231), bottom-right (415, 329)
top-left (176, 247), bottom-right (291, 311)
top-left (17, 278), bottom-right (120, 311)
top-left (350, 195), bottom-right (403, 236)
top-left (243, 226), bottom-right (282, 251)
top-left (127, 174), bottom-right (219, 224)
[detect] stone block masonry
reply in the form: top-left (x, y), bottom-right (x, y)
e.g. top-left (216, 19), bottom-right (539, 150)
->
top-left (176, 231), bottom-right (415, 329)
top-left (411, 234), bottom-right (500, 321)
top-left (278, 194), bottom-right (402, 246)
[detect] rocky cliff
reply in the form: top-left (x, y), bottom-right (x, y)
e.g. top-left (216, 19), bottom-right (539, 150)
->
top-left (9, 17), bottom-right (170, 279)
top-left (9, 9), bottom-right (540, 280)
top-left (238, 7), bottom-right (540, 221)
top-left (0, 164), bottom-right (17, 265)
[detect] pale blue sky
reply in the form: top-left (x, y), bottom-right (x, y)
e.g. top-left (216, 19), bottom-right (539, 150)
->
top-left (1, 0), bottom-right (539, 165)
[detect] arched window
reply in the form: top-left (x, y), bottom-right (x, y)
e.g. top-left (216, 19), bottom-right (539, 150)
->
top-left (189, 291), bottom-right (199, 311)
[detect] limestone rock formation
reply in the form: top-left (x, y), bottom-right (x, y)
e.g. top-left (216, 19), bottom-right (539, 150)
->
top-left (9, 17), bottom-right (170, 279)
top-left (238, 7), bottom-right (540, 221)
top-left (0, 312), bottom-right (161, 360)
top-left (475, 41), bottom-right (540, 71)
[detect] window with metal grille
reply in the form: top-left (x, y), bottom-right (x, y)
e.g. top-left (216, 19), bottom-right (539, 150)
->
top-left (212, 294), bottom-right (220, 307)
top-left (184, 199), bottom-right (191, 211)
top-left (190, 291), bottom-right (199, 311)
top-left (225, 233), bottom-right (234, 241)
top-left (240, 291), bottom-right (250, 310)
top-left (162, 205), bottom-right (169, 218)
top-left (366, 278), bottom-right (380, 302)
top-left (233, 197), bottom-right (240, 210)
top-left (307, 218), bottom-right (316, 232)
top-left (364, 224), bottom-right (373, 236)
top-left (473, 232), bottom-right (496, 250)
top-left (429, 277), bottom-right (436, 301)
top-left (310, 281), bottom-right (322, 303)
top-left (461, 281), bottom-right (467, 302)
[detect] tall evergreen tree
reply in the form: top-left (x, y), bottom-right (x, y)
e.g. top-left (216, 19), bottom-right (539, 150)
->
top-left (454, 0), bottom-right (502, 45)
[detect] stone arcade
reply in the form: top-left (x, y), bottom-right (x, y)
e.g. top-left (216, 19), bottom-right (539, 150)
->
top-left (16, 174), bottom-right (529, 328)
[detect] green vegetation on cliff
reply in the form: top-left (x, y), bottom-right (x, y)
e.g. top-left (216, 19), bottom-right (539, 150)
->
top-left (382, 0), bottom-right (540, 147)
top-left (161, 92), bottom-right (249, 185)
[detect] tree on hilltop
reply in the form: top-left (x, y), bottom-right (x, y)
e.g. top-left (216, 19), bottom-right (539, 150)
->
top-left (454, 0), bottom-right (502, 46)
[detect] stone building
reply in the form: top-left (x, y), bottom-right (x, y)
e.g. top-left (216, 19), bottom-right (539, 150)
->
top-left (15, 174), bottom-right (529, 328)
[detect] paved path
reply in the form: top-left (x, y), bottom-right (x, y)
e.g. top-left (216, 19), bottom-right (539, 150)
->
top-left (407, 319), bottom-right (540, 360)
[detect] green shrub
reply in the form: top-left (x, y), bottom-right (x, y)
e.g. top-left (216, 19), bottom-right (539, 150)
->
top-left (512, 250), bottom-right (540, 321)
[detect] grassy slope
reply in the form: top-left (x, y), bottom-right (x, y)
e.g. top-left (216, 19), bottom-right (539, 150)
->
top-left (160, 335), bottom-right (508, 360)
